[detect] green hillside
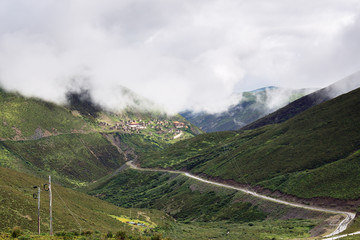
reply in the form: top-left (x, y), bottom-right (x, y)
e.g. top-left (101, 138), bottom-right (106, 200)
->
top-left (0, 133), bottom-right (125, 187)
top-left (88, 169), bottom-right (267, 223)
top-left (260, 149), bottom-right (360, 199)
top-left (140, 87), bottom-right (360, 200)
top-left (88, 168), bottom-right (331, 239)
top-left (0, 88), bottom-right (200, 187)
top-left (0, 163), bottom-right (331, 240)
top-left (0, 88), bottom-right (93, 140)
top-left (0, 166), bottom-right (172, 238)
top-left (1, 86), bottom-right (358, 238)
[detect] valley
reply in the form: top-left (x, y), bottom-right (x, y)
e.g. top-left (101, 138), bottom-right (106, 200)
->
top-left (1, 79), bottom-right (360, 239)
top-left (1, 1), bottom-right (360, 239)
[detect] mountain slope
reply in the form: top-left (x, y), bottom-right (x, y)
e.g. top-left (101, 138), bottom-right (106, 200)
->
top-left (0, 88), bottom-right (93, 140)
top-left (181, 87), bottom-right (313, 132)
top-left (243, 71), bottom-right (360, 130)
top-left (88, 168), bottom-right (332, 239)
top-left (0, 133), bottom-right (125, 186)
top-left (0, 166), bottom-right (170, 236)
top-left (140, 87), bottom-right (360, 200)
top-left (0, 88), bottom-right (200, 187)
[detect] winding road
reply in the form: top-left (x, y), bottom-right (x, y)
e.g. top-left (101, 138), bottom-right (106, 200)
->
top-left (126, 161), bottom-right (356, 239)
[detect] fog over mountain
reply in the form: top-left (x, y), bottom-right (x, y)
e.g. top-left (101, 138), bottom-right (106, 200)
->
top-left (181, 86), bottom-right (316, 132)
top-left (0, 0), bottom-right (360, 114)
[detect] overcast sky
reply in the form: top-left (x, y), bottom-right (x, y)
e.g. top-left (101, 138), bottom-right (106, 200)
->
top-left (0, 0), bottom-right (360, 113)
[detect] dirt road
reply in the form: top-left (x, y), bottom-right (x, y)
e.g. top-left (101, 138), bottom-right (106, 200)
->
top-left (126, 161), bottom-right (356, 238)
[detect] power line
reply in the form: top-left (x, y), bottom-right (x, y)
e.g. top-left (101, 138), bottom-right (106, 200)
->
top-left (52, 185), bottom-right (83, 233)
top-left (32, 186), bottom-right (41, 235)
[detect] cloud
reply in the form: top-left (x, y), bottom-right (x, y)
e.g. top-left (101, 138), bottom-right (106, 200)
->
top-left (0, 0), bottom-right (359, 114)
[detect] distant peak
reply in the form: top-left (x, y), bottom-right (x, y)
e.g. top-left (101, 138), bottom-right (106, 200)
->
top-left (249, 86), bottom-right (279, 93)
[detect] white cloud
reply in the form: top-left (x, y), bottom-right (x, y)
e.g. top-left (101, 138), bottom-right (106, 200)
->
top-left (0, 0), bottom-right (359, 114)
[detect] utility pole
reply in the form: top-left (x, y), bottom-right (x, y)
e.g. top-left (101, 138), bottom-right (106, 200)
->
top-left (49, 176), bottom-right (53, 236)
top-left (33, 186), bottom-right (40, 235)
top-left (41, 175), bottom-right (53, 235)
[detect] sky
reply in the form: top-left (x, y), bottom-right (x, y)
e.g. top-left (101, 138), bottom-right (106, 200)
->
top-left (0, 0), bottom-right (360, 114)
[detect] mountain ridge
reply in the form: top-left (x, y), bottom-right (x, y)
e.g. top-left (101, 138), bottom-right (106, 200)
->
top-left (243, 71), bottom-right (360, 130)
top-left (181, 87), bottom-right (313, 132)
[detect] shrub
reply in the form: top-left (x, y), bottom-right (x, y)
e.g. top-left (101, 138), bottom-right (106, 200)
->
top-left (55, 231), bottom-right (66, 236)
top-left (63, 235), bottom-right (74, 240)
top-left (106, 231), bottom-right (113, 238)
top-left (150, 234), bottom-right (162, 240)
top-left (18, 235), bottom-right (33, 240)
top-left (11, 226), bottom-right (22, 238)
top-left (81, 230), bottom-right (93, 236)
top-left (115, 231), bottom-right (127, 240)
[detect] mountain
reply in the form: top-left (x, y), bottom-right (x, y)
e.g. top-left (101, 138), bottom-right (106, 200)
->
top-left (0, 87), bottom-right (200, 187)
top-left (181, 87), bottom-right (313, 132)
top-left (140, 86), bottom-right (360, 202)
top-left (2, 81), bottom-right (360, 238)
top-left (243, 71), bottom-right (360, 130)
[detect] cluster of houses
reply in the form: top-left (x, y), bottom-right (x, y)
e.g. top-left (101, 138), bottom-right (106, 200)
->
top-left (97, 119), bottom-right (187, 136)
top-left (127, 122), bottom-right (147, 130)
top-left (173, 121), bottom-right (185, 128)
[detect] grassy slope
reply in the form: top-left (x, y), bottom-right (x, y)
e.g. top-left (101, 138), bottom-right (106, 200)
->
top-left (0, 89), bottom-right (92, 140)
top-left (112, 132), bottom-right (175, 152)
top-left (0, 166), bottom-right (171, 235)
top-left (260, 150), bottom-right (360, 199)
top-left (0, 165), bottom-right (325, 240)
top-left (140, 88), bottom-right (360, 199)
top-left (140, 131), bottom-right (237, 168)
top-left (88, 169), bottom-right (266, 223)
top-left (88, 169), bottom-right (329, 239)
top-left (242, 88), bottom-right (331, 130)
top-left (0, 89), bottom-right (126, 186)
top-left (0, 133), bottom-right (125, 186)
top-left (0, 88), bottom-right (197, 187)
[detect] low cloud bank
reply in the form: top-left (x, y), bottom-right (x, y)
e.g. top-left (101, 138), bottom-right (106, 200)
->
top-left (0, 0), bottom-right (360, 114)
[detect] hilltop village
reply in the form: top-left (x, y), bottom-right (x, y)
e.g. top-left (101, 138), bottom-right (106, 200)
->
top-left (97, 118), bottom-right (189, 139)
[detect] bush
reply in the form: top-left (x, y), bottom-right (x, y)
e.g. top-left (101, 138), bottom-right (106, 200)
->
top-left (106, 231), bottom-right (113, 238)
top-left (63, 235), bottom-right (74, 240)
top-left (55, 231), bottom-right (66, 236)
top-left (81, 230), bottom-right (93, 236)
top-left (18, 235), bottom-right (33, 240)
top-left (150, 234), bottom-right (162, 240)
top-left (115, 231), bottom-right (127, 240)
top-left (55, 231), bottom-right (76, 240)
top-left (11, 226), bottom-right (22, 238)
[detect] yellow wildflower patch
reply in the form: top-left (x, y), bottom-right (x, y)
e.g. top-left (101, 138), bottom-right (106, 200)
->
top-left (109, 214), bottom-right (157, 230)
